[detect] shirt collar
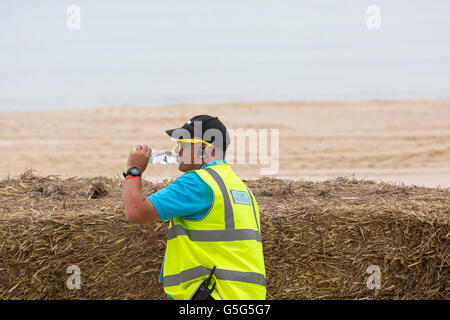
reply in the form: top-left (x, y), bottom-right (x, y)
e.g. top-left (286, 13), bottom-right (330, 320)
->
top-left (200, 160), bottom-right (227, 170)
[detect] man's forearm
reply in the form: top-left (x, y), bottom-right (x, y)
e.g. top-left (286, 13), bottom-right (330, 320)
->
top-left (123, 179), bottom-right (146, 217)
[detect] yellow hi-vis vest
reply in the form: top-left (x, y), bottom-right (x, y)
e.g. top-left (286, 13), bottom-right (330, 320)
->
top-left (162, 163), bottom-right (266, 300)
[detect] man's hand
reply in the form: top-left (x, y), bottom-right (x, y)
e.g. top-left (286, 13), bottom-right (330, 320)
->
top-left (127, 144), bottom-right (151, 172)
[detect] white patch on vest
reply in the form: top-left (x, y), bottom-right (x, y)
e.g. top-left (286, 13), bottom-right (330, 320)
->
top-left (230, 190), bottom-right (251, 205)
top-left (186, 120), bottom-right (192, 125)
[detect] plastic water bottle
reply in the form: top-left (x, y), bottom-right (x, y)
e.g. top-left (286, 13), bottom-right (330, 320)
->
top-left (149, 150), bottom-right (179, 165)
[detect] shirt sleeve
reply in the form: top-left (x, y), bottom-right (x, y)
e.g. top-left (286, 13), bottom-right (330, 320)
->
top-left (147, 171), bottom-right (214, 222)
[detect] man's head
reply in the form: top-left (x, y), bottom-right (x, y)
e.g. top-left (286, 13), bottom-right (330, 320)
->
top-left (165, 115), bottom-right (230, 172)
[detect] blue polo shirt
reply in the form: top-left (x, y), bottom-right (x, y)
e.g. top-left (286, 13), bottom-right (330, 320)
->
top-left (148, 160), bottom-right (228, 222)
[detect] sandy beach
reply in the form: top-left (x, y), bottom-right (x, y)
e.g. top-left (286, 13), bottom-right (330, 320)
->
top-left (1, 98), bottom-right (449, 188)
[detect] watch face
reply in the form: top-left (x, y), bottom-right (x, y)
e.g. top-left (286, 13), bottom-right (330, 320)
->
top-left (130, 167), bottom-right (140, 175)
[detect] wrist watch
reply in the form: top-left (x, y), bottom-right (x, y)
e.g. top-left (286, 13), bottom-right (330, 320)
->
top-left (123, 167), bottom-right (142, 179)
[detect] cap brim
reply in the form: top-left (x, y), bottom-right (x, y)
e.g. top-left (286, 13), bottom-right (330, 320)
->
top-left (165, 127), bottom-right (195, 139)
top-left (165, 128), bottom-right (177, 138)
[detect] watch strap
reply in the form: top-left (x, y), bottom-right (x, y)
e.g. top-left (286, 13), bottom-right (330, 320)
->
top-left (123, 167), bottom-right (142, 178)
top-left (125, 176), bottom-right (142, 181)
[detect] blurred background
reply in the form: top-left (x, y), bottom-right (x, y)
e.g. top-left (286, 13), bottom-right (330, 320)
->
top-left (1, 0), bottom-right (449, 111)
top-left (0, 1), bottom-right (449, 187)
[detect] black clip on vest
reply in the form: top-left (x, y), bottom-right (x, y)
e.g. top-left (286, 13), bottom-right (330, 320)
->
top-left (190, 266), bottom-right (216, 300)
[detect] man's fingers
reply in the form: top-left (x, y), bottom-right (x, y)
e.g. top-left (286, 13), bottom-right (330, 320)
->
top-left (142, 144), bottom-right (151, 156)
top-left (132, 145), bottom-right (146, 153)
top-left (130, 145), bottom-right (150, 159)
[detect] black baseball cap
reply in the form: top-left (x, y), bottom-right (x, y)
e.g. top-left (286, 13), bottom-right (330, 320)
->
top-left (165, 115), bottom-right (231, 151)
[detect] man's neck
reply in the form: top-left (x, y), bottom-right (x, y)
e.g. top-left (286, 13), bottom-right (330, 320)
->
top-left (198, 158), bottom-right (224, 169)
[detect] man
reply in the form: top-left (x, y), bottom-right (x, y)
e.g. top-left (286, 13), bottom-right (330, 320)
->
top-left (122, 115), bottom-right (266, 300)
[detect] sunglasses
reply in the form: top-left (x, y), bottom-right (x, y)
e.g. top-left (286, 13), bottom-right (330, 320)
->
top-left (177, 138), bottom-right (212, 151)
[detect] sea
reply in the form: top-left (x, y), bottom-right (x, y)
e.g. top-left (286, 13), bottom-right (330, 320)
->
top-left (1, 0), bottom-right (449, 111)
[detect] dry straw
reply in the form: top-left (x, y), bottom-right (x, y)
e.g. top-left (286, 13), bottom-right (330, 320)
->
top-left (0, 170), bottom-right (448, 299)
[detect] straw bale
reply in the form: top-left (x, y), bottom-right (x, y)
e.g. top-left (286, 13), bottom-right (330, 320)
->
top-left (0, 171), bottom-right (448, 299)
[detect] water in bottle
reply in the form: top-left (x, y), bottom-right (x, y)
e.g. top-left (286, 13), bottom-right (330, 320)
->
top-left (149, 150), bottom-right (179, 164)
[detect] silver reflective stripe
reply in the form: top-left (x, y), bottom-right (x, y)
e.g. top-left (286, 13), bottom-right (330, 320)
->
top-left (163, 265), bottom-right (266, 288)
top-left (168, 224), bottom-right (262, 242)
top-left (214, 287), bottom-right (224, 300)
top-left (215, 269), bottom-right (266, 287)
top-left (203, 167), bottom-right (235, 230)
top-left (246, 187), bottom-right (260, 232)
top-left (164, 265), bottom-right (209, 287)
